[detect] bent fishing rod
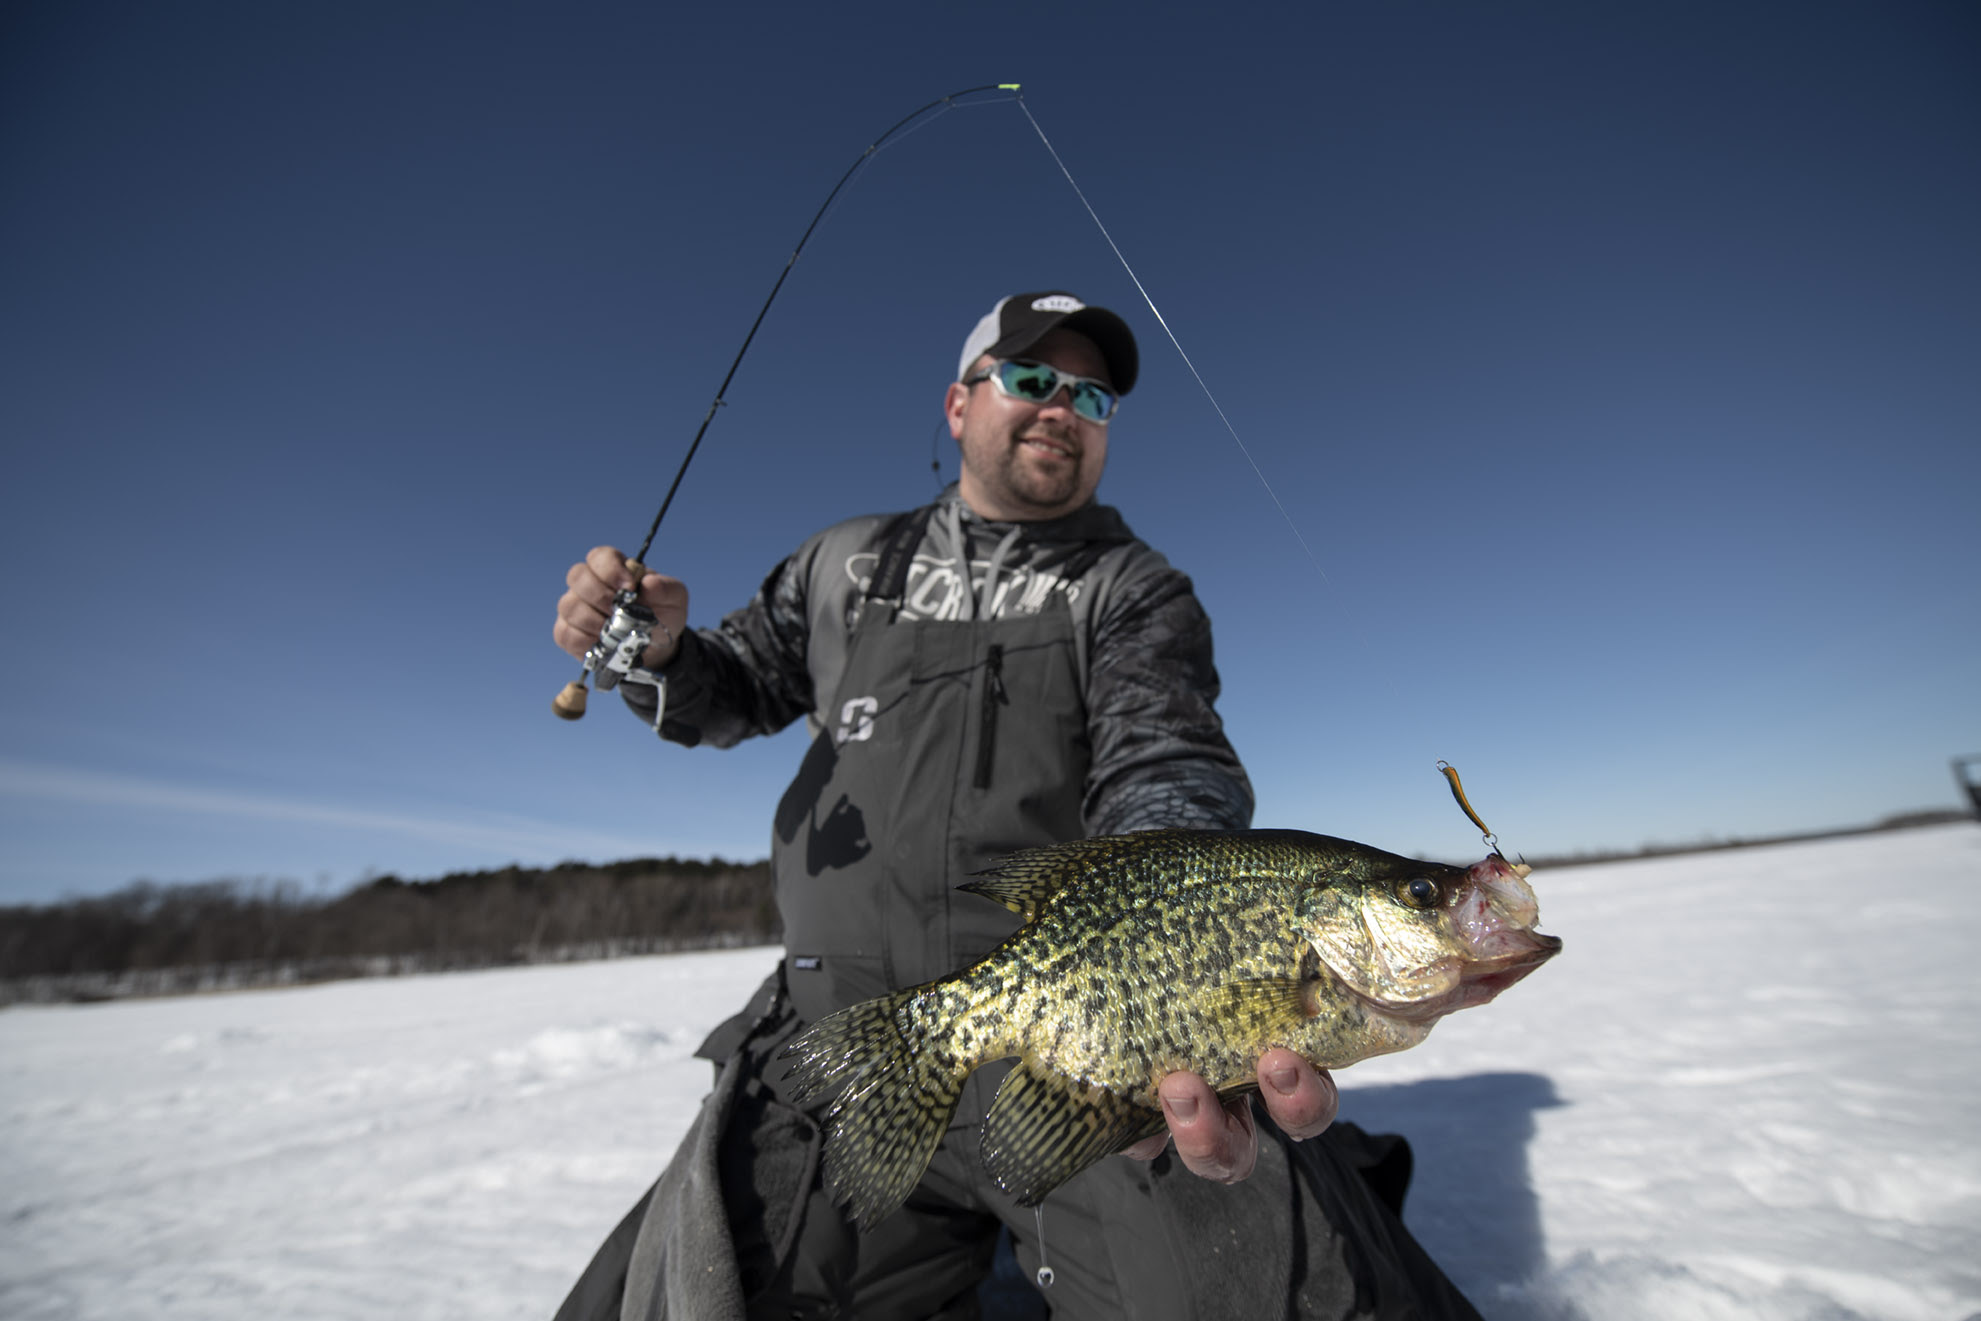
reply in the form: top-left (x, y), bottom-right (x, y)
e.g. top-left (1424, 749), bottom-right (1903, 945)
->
top-left (550, 83), bottom-right (1023, 728)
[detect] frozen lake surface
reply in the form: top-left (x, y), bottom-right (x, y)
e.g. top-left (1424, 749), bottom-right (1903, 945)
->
top-left (4, 824), bottom-right (1978, 1319)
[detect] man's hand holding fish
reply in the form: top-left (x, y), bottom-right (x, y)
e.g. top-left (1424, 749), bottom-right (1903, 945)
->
top-left (1126, 1049), bottom-right (1340, 1182)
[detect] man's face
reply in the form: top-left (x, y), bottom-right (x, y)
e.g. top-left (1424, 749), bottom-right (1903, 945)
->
top-left (945, 327), bottom-right (1112, 522)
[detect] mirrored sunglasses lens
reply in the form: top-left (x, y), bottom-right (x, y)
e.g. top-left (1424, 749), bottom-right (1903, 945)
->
top-left (1001, 362), bottom-right (1060, 401)
top-left (1069, 384), bottom-right (1114, 421)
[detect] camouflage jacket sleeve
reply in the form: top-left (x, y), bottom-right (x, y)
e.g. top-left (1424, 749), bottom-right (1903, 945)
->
top-left (1081, 554), bottom-right (1255, 835)
top-left (618, 547), bottom-right (819, 749)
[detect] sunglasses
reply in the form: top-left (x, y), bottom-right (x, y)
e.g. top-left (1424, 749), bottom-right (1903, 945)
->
top-left (963, 359), bottom-right (1119, 424)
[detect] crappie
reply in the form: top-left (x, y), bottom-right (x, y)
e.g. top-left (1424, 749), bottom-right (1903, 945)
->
top-left (782, 828), bottom-right (1560, 1230)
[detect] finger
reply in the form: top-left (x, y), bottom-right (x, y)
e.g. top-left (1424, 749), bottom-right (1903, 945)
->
top-left (566, 556), bottom-right (621, 611)
top-left (584, 545), bottom-right (638, 592)
top-left (554, 590), bottom-right (612, 657)
top-left (1158, 1072), bottom-right (1256, 1184)
top-left (552, 608), bottom-right (607, 659)
top-left (634, 570), bottom-right (688, 617)
top-left (1256, 1050), bottom-right (1338, 1141)
top-left (1119, 1130), bottom-right (1169, 1162)
top-left (557, 582), bottom-right (611, 631)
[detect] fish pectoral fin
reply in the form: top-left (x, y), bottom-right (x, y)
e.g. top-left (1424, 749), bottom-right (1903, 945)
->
top-left (981, 1058), bottom-right (1162, 1206)
top-left (1199, 976), bottom-right (1318, 1035)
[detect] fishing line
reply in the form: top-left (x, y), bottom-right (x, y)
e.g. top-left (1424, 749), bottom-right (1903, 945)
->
top-left (1009, 95), bottom-right (1497, 844)
top-left (1008, 95), bottom-right (1333, 590)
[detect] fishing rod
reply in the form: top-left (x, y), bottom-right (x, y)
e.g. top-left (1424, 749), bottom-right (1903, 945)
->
top-left (551, 83), bottom-right (1023, 726)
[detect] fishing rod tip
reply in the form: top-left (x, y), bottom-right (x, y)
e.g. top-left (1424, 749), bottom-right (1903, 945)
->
top-left (999, 83), bottom-right (1022, 90)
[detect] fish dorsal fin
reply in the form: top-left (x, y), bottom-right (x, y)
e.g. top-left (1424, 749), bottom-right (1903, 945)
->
top-left (962, 833), bottom-right (1245, 920)
top-left (956, 872), bottom-right (1057, 920)
top-left (959, 846), bottom-right (1088, 920)
top-left (981, 1057), bottom-right (1166, 1206)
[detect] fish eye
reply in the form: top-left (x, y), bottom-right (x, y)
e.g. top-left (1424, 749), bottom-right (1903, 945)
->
top-left (1396, 876), bottom-right (1442, 910)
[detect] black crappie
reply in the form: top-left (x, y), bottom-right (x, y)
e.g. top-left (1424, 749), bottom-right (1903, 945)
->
top-left (782, 828), bottom-right (1560, 1231)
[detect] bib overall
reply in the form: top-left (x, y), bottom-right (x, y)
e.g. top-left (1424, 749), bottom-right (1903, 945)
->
top-left (771, 503), bottom-right (1092, 1027)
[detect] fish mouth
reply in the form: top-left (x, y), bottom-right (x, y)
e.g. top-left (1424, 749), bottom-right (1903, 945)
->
top-left (1466, 925), bottom-right (1562, 967)
top-left (1458, 933), bottom-right (1561, 1001)
top-left (1341, 931), bottom-right (1561, 1023)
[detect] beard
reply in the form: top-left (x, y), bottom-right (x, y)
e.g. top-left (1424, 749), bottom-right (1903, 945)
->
top-left (964, 421), bottom-right (1090, 515)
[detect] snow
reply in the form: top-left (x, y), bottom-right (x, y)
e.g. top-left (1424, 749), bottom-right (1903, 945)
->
top-left (0, 952), bottom-right (774, 1320)
top-left (4, 824), bottom-right (1978, 1320)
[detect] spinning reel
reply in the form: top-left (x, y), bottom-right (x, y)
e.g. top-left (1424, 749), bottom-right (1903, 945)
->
top-left (552, 559), bottom-right (669, 736)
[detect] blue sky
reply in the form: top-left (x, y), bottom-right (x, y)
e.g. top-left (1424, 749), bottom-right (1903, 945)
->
top-left (2, 2), bottom-right (1975, 903)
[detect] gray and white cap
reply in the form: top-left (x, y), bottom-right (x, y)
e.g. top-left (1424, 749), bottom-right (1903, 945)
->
top-left (956, 291), bottom-right (1139, 395)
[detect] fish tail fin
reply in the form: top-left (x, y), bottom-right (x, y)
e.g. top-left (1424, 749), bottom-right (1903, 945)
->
top-left (781, 987), bottom-right (973, 1231)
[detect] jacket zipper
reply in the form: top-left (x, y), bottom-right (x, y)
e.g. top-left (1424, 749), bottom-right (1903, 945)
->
top-left (975, 643), bottom-right (1007, 789)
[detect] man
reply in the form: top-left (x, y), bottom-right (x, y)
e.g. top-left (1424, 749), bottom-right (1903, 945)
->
top-left (552, 293), bottom-right (1479, 1320)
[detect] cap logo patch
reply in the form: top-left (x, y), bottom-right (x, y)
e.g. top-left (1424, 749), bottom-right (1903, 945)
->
top-left (1030, 295), bottom-right (1084, 313)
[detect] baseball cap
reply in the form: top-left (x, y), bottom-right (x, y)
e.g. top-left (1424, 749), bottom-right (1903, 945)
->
top-left (956, 291), bottom-right (1139, 395)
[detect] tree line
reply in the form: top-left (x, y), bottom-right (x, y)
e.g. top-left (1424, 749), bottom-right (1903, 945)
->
top-left (0, 856), bottom-right (778, 1005)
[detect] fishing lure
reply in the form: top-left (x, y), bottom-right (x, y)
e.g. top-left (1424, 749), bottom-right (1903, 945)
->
top-left (1438, 759), bottom-right (1502, 856)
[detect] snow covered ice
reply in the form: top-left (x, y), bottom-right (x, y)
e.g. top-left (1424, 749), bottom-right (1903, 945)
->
top-left (0, 950), bottom-right (773, 1320)
top-left (4, 824), bottom-right (1978, 1320)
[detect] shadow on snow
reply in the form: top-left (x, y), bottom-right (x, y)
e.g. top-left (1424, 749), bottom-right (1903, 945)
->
top-left (1337, 1070), bottom-right (1564, 1304)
